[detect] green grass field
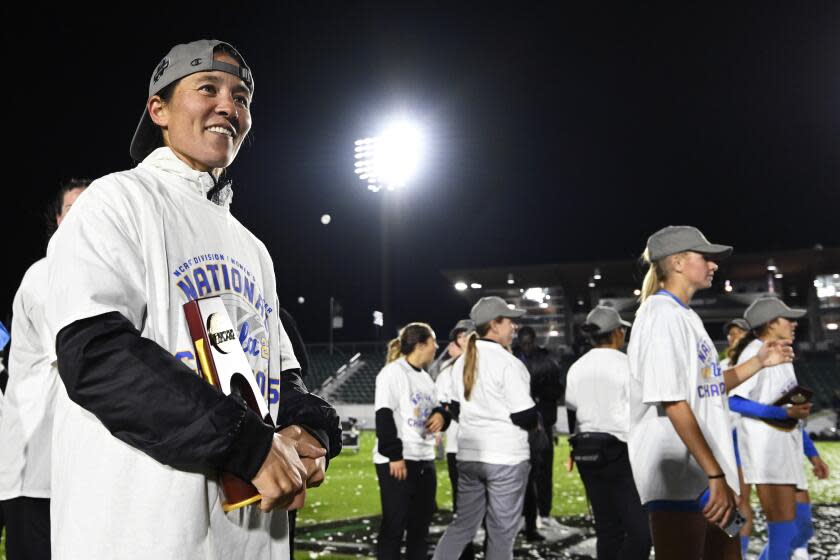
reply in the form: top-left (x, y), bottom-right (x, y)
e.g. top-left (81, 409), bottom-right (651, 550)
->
top-left (3, 433), bottom-right (838, 560)
top-left (295, 431), bottom-right (840, 527)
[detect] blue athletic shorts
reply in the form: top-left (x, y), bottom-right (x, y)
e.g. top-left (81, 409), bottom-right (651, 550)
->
top-left (645, 498), bottom-right (703, 513)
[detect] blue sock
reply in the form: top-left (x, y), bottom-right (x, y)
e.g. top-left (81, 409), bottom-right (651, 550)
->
top-left (792, 502), bottom-right (813, 550)
top-left (740, 535), bottom-right (749, 558)
top-left (759, 520), bottom-right (797, 560)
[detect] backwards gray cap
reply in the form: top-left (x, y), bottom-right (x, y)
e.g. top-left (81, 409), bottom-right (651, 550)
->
top-left (647, 226), bottom-right (733, 262)
top-left (723, 318), bottom-right (750, 336)
top-left (744, 296), bottom-right (806, 329)
top-left (584, 306), bottom-right (631, 335)
top-left (129, 39), bottom-right (254, 162)
top-left (449, 319), bottom-right (476, 339)
top-left (470, 296), bottom-right (525, 327)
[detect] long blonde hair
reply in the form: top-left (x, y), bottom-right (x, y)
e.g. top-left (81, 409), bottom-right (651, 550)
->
top-left (637, 249), bottom-right (685, 308)
top-left (462, 322), bottom-right (493, 400)
top-left (386, 322), bottom-right (434, 364)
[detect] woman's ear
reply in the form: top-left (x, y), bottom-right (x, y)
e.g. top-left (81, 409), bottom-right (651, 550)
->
top-left (148, 95), bottom-right (169, 128)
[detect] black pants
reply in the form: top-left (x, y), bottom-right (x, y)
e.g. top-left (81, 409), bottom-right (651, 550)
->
top-left (0, 497), bottom-right (51, 560)
top-left (376, 460), bottom-right (436, 560)
top-left (576, 439), bottom-right (651, 560)
top-left (523, 439), bottom-right (555, 531)
top-left (535, 438), bottom-right (554, 517)
top-left (446, 452), bottom-right (459, 513)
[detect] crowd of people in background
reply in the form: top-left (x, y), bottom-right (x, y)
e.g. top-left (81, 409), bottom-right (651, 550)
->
top-left (371, 226), bottom-right (831, 560)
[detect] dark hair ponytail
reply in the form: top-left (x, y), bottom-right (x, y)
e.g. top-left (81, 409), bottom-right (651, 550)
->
top-left (386, 322), bottom-right (434, 364)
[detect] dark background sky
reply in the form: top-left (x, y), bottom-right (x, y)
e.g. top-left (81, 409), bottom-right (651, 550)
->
top-left (3, 2), bottom-right (840, 343)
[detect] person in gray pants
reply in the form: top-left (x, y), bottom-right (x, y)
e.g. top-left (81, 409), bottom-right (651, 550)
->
top-left (433, 296), bottom-right (539, 560)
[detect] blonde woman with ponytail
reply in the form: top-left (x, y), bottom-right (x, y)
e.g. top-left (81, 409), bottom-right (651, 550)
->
top-left (434, 297), bottom-right (538, 560)
top-left (373, 322), bottom-right (450, 560)
top-left (627, 226), bottom-right (794, 560)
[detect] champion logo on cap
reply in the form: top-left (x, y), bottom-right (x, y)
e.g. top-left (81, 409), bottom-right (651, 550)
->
top-left (191, 58), bottom-right (202, 67)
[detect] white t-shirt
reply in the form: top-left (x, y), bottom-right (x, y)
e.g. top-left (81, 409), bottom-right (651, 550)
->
top-left (374, 358), bottom-right (439, 463)
top-left (45, 148), bottom-right (298, 560)
top-left (627, 293), bottom-right (738, 503)
top-left (0, 258), bottom-right (58, 500)
top-left (450, 340), bottom-right (534, 465)
top-left (731, 339), bottom-right (806, 488)
top-left (565, 348), bottom-right (630, 442)
top-left (435, 359), bottom-right (459, 453)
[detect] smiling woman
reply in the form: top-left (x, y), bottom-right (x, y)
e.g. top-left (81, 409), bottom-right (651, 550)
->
top-left (132, 43), bottom-right (254, 174)
top-left (43, 39), bottom-right (342, 560)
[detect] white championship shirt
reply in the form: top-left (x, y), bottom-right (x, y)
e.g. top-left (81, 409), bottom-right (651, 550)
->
top-left (450, 340), bottom-right (534, 465)
top-left (627, 292), bottom-right (738, 503)
top-left (565, 348), bottom-right (630, 442)
top-left (435, 360), bottom-right (459, 454)
top-left (0, 258), bottom-right (59, 500)
top-left (45, 148), bottom-right (299, 560)
top-left (731, 338), bottom-right (806, 488)
top-left (373, 358), bottom-right (439, 463)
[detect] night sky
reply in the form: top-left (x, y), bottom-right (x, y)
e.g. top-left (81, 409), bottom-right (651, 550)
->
top-left (3, 2), bottom-right (840, 343)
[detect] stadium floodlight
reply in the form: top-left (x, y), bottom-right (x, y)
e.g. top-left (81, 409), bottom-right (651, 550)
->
top-left (633, 289), bottom-right (641, 296)
top-left (827, 323), bottom-right (839, 331)
top-left (548, 330), bottom-right (560, 337)
top-left (539, 302), bottom-right (549, 309)
top-left (523, 287), bottom-right (546, 303)
top-left (593, 268), bottom-right (602, 280)
top-left (775, 273), bottom-right (784, 279)
top-left (321, 214), bottom-right (332, 225)
top-left (454, 281), bottom-right (468, 291)
top-left (724, 280), bottom-right (733, 293)
top-left (587, 278), bottom-right (596, 288)
top-left (507, 273), bottom-right (515, 285)
top-left (470, 283), bottom-right (483, 289)
top-left (297, 296), bottom-right (305, 304)
top-left (354, 119), bottom-right (424, 192)
top-left (766, 259), bottom-right (777, 272)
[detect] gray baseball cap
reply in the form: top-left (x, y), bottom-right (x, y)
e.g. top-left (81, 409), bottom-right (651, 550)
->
top-left (449, 319), bottom-right (476, 339)
top-left (130, 39), bottom-right (254, 162)
top-left (744, 296), bottom-right (806, 329)
top-left (583, 306), bottom-right (631, 335)
top-left (470, 296), bottom-right (525, 327)
top-left (646, 226), bottom-right (733, 261)
top-left (723, 318), bottom-right (751, 336)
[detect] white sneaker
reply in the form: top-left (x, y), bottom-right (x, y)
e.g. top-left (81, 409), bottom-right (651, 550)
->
top-left (540, 516), bottom-right (562, 529)
top-left (792, 548), bottom-right (810, 560)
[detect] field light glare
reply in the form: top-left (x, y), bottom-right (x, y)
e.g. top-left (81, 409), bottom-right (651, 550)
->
top-left (354, 119), bottom-right (424, 192)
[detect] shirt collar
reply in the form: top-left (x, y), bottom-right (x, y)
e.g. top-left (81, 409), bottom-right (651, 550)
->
top-left (140, 147), bottom-right (234, 209)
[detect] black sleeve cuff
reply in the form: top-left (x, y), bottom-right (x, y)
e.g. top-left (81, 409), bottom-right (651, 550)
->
top-left (276, 369), bottom-right (342, 460)
top-left (431, 406), bottom-right (452, 431)
top-left (510, 405), bottom-right (540, 431)
top-left (375, 408), bottom-right (403, 460)
top-left (449, 400), bottom-right (460, 422)
top-left (219, 406), bottom-right (276, 481)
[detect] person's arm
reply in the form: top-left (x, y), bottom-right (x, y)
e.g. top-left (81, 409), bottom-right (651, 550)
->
top-left (56, 311), bottom-right (276, 481)
top-left (722, 340), bottom-right (794, 392)
top-left (803, 430), bottom-right (818, 458)
top-left (802, 430), bottom-right (830, 479)
top-left (566, 408), bottom-right (577, 434)
top-left (728, 395), bottom-right (789, 421)
top-left (510, 405), bottom-right (540, 431)
top-left (275, 367), bottom-right (342, 464)
top-left (663, 400), bottom-right (734, 527)
top-left (426, 405), bottom-right (452, 432)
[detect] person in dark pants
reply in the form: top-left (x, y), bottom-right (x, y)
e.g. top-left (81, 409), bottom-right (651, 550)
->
top-left (514, 326), bottom-right (564, 538)
top-left (375, 323), bottom-right (451, 560)
top-left (0, 179), bottom-right (89, 560)
top-left (565, 306), bottom-right (651, 560)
